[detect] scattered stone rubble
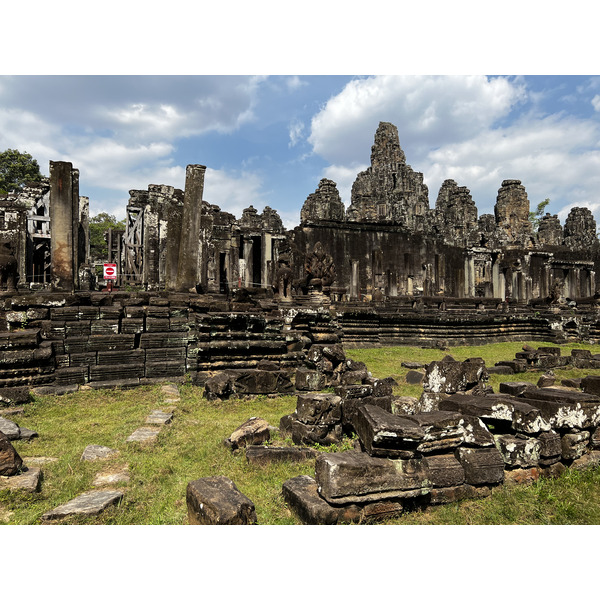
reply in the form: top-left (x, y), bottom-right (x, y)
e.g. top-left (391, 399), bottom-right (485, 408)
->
top-left (278, 344), bottom-right (600, 524)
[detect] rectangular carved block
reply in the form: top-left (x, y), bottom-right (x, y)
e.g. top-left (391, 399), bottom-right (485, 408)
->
top-left (315, 451), bottom-right (431, 505)
top-left (455, 447), bottom-right (505, 485)
top-left (352, 403), bottom-right (423, 458)
top-left (186, 476), bottom-right (257, 525)
top-left (423, 454), bottom-right (465, 487)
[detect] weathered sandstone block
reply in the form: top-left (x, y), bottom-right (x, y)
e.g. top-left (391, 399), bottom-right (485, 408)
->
top-left (186, 476), bottom-right (257, 525)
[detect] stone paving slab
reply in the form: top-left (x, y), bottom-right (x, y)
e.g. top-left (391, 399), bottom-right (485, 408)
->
top-left (41, 489), bottom-right (124, 521)
top-left (145, 410), bottom-right (173, 425)
top-left (0, 417), bottom-right (20, 440)
top-left (93, 467), bottom-right (130, 487)
top-left (126, 427), bottom-right (160, 443)
top-left (0, 467), bottom-right (41, 493)
top-left (161, 383), bottom-right (180, 403)
top-left (81, 445), bottom-right (119, 461)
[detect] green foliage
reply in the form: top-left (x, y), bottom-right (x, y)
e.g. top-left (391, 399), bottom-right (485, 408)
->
top-left (529, 198), bottom-right (550, 232)
top-left (89, 212), bottom-right (126, 262)
top-left (0, 149), bottom-right (42, 194)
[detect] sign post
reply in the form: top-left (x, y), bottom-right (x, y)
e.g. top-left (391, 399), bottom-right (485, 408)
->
top-left (103, 263), bottom-right (117, 293)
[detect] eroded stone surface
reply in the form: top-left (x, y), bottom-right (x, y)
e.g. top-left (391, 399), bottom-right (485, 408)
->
top-left (225, 417), bottom-right (270, 450)
top-left (0, 466), bottom-right (41, 492)
top-left (41, 489), bottom-right (123, 521)
top-left (80, 445), bottom-right (119, 461)
top-left (145, 410), bottom-right (173, 425)
top-left (186, 476), bottom-right (257, 525)
top-left (315, 451), bottom-right (430, 505)
top-left (126, 427), bottom-right (160, 443)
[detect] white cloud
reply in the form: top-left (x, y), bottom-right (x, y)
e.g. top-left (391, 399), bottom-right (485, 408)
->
top-left (308, 75), bottom-right (525, 165)
top-left (592, 94), bottom-right (600, 112)
top-left (203, 168), bottom-right (266, 220)
top-left (288, 119), bottom-right (305, 147)
top-left (286, 76), bottom-right (307, 91)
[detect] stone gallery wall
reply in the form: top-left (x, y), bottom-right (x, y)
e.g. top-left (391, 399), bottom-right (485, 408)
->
top-left (0, 289), bottom-right (599, 391)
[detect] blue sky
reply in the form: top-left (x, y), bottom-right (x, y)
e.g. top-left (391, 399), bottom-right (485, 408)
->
top-left (2, 3), bottom-right (600, 234)
top-left (2, 74), bottom-right (600, 230)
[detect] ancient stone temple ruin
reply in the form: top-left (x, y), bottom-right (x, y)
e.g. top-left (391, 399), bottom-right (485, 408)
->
top-left (0, 122), bottom-right (600, 391)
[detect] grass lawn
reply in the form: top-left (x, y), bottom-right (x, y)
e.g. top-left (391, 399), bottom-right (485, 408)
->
top-left (2, 339), bottom-right (600, 525)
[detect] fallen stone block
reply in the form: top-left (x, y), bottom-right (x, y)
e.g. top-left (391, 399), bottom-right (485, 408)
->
top-left (296, 393), bottom-right (342, 426)
top-left (570, 450), bottom-right (600, 471)
top-left (440, 393), bottom-right (550, 434)
top-left (245, 445), bottom-right (317, 466)
top-left (291, 418), bottom-right (343, 447)
top-left (404, 411), bottom-right (465, 453)
top-left (315, 451), bottom-right (430, 505)
top-left (340, 369), bottom-right (368, 386)
top-left (80, 445), bottom-right (119, 461)
top-left (498, 381), bottom-right (529, 397)
top-left (405, 370), bottom-right (424, 385)
top-left (0, 431), bottom-right (23, 476)
top-left (41, 489), bottom-right (124, 521)
top-left (494, 360), bottom-right (527, 374)
top-left (487, 366), bottom-right (515, 375)
top-left (581, 376), bottom-right (600, 397)
top-left (428, 484), bottom-right (491, 505)
top-left (457, 415), bottom-right (496, 447)
top-left (186, 476), bottom-right (257, 525)
top-left (225, 417), bottom-right (270, 450)
top-left (352, 404), bottom-right (424, 458)
top-left (520, 387), bottom-right (600, 429)
top-left (494, 434), bottom-right (541, 468)
top-left (538, 431), bottom-right (562, 465)
top-left (540, 462), bottom-right (567, 479)
top-left (0, 386), bottom-right (34, 406)
top-left (335, 384), bottom-right (374, 401)
top-left (282, 475), bottom-right (404, 524)
top-left (537, 374), bottom-right (556, 388)
top-left (423, 358), bottom-right (488, 395)
top-left (295, 369), bottom-right (327, 391)
top-left (423, 454), bottom-right (465, 488)
top-left (561, 431), bottom-right (590, 460)
top-left (561, 378), bottom-right (582, 389)
top-left (455, 447), bottom-right (505, 485)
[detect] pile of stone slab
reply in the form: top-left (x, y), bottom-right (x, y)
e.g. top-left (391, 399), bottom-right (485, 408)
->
top-left (282, 361), bottom-right (600, 524)
top-left (204, 362), bottom-right (295, 400)
top-left (418, 355), bottom-right (490, 412)
top-left (491, 345), bottom-right (600, 375)
top-left (280, 363), bottom-right (401, 446)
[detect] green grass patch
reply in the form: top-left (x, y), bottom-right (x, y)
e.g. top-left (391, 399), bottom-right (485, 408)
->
top-left (3, 339), bottom-right (600, 524)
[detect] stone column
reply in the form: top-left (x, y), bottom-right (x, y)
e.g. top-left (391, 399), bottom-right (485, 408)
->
top-left (176, 165), bottom-right (206, 292)
top-left (243, 238), bottom-right (253, 287)
top-left (50, 161), bottom-right (76, 291)
top-left (78, 195), bottom-right (90, 266)
top-left (166, 203), bottom-right (183, 291)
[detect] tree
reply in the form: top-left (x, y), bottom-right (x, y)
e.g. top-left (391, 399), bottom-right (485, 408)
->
top-left (89, 212), bottom-right (126, 262)
top-left (529, 198), bottom-right (550, 232)
top-left (0, 149), bottom-right (42, 194)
